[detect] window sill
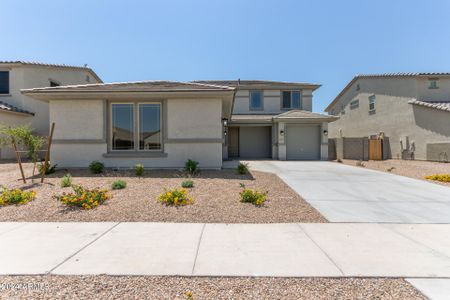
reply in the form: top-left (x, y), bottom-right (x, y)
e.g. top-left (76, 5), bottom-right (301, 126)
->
top-left (369, 109), bottom-right (376, 115)
top-left (428, 87), bottom-right (439, 89)
top-left (103, 152), bottom-right (168, 158)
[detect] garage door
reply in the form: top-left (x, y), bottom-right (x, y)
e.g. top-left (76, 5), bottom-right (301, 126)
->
top-left (239, 126), bottom-right (271, 158)
top-left (286, 124), bottom-right (320, 160)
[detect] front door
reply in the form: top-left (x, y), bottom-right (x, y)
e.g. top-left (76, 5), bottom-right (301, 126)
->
top-left (228, 127), bottom-right (239, 157)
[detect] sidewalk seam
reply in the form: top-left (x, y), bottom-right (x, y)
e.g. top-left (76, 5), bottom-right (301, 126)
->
top-left (191, 223), bottom-right (206, 275)
top-left (47, 222), bottom-right (121, 274)
top-left (296, 223), bottom-right (345, 276)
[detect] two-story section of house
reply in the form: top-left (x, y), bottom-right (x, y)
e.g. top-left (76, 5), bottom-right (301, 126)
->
top-left (0, 61), bottom-right (102, 159)
top-left (325, 73), bottom-right (450, 161)
top-left (196, 80), bottom-right (337, 161)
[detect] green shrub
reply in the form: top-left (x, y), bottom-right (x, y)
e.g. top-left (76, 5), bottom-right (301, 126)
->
top-left (425, 174), bottom-right (450, 182)
top-left (89, 161), bottom-right (104, 174)
top-left (112, 180), bottom-right (127, 190)
top-left (239, 183), bottom-right (267, 206)
top-left (135, 164), bottom-right (144, 176)
top-left (185, 159), bottom-right (199, 174)
top-left (237, 162), bottom-right (249, 174)
top-left (37, 161), bottom-right (57, 175)
top-left (55, 185), bottom-right (111, 209)
top-left (181, 180), bottom-right (194, 188)
top-left (61, 173), bottom-right (72, 188)
top-left (158, 188), bottom-right (194, 206)
top-left (0, 187), bottom-right (36, 206)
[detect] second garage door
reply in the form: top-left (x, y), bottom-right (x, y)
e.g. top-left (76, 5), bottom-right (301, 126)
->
top-left (286, 124), bottom-right (320, 160)
top-left (239, 126), bottom-right (272, 158)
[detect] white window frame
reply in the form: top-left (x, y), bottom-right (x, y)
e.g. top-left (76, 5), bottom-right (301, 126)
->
top-left (350, 99), bottom-right (359, 110)
top-left (281, 90), bottom-right (302, 110)
top-left (368, 95), bottom-right (376, 112)
top-left (249, 90), bottom-right (264, 111)
top-left (110, 102), bottom-right (162, 152)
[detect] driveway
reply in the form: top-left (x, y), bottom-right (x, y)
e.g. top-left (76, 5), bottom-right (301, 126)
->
top-left (243, 161), bottom-right (450, 223)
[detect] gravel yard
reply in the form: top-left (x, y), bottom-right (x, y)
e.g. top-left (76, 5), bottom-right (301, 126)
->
top-left (0, 276), bottom-right (425, 300)
top-left (339, 159), bottom-right (450, 187)
top-left (0, 162), bottom-right (326, 223)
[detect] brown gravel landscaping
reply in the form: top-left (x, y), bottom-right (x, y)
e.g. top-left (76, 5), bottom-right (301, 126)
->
top-left (338, 159), bottom-right (450, 187)
top-left (0, 276), bottom-right (425, 300)
top-left (0, 162), bottom-right (326, 223)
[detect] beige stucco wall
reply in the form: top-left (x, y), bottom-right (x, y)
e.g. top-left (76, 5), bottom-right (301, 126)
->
top-left (50, 100), bottom-right (104, 140)
top-left (167, 99), bottom-right (221, 139)
top-left (328, 92), bottom-right (450, 160)
top-left (233, 89), bottom-right (313, 114)
top-left (48, 97), bottom-right (224, 168)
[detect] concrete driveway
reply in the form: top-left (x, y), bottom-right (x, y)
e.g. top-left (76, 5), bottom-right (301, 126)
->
top-left (242, 160), bottom-right (450, 223)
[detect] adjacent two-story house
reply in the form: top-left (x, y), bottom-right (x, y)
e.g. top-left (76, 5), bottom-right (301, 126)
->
top-left (325, 73), bottom-right (450, 161)
top-left (21, 79), bottom-right (336, 168)
top-left (0, 61), bottom-right (102, 159)
top-left (196, 80), bottom-right (337, 161)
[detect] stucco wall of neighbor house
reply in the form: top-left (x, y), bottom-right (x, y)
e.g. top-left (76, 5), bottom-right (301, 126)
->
top-left (48, 98), bottom-right (224, 168)
top-left (233, 89), bottom-right (313, 115)
top-left (0, 111), bottom-right (34, 159)
top-left (328, 92), bottom-right (450, 161)
top-left (417, 77), bottom-right (450, 101)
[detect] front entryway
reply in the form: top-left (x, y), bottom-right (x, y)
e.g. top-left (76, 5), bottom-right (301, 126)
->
top-left (228, 126), bottom-right (272, 158)
top-left (286, 124), bottom-right (320, 160)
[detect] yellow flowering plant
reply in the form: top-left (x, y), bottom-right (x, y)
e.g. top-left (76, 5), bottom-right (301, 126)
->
top-left (425, 174), bottom-right (450, 183)
top-left (55, 185), bottom-right (111, 209)
top-left (0, 187), bottom-right (36, 206)
top-left (158, 188), bottom-right (193, 206)
top-left (239, 183), bottom-right (267, 206)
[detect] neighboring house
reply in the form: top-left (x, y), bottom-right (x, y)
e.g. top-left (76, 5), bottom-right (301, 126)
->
top-left (0, 61), bottom-right (102, 159)
top-left (195, 80), bottom-right (337, 161)
top-left (21, 79), bottom-right (336, 168)
top-left (325, 73), bottom-right (450, 161)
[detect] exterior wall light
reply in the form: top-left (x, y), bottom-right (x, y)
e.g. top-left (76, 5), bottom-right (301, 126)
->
top-left (280, 130), bottom-right (284, 136)
top-left (223, 120), bottom-right (228, 127)
top-left (323, 130), bottom-right (328, 136)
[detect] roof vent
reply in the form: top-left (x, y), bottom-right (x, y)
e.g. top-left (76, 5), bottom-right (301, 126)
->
top-left (238, 78), bottom-right (241, 85)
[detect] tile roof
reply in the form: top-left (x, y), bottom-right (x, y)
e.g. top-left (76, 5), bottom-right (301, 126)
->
top-left (21, 80), bottom-right (235, 93)
top-left (193, 80), bottom-right (321, 90)
top-left (0, 61), bottom-right (103, 83)
top-left (325, 72), bottom-right (450, 112)
top-left (273, 110), bottom-right (338, 120)
top-left (0, 101), bottom-right (34, 116)
top-left (408, 100), bottom-right (450, 112)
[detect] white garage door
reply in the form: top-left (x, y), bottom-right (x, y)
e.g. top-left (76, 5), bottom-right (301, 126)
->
top-left (286, 124), bottom-right (320, 160)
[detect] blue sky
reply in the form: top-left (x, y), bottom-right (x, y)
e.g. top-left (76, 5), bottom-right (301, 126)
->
top-left (2, 0), bottom-right (450, 112)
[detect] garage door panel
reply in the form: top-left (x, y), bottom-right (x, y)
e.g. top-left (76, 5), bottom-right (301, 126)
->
top-left (286, 125), bottom-right (320, 160)
top-left (239, 126), bottom-right (271, 158)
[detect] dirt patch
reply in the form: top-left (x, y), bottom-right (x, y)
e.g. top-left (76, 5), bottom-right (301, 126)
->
top-left (0, 275), bottom-right (425, 300)
top-left (338, 159), bottom-right (450, 187)
top-left (0, 162), bottom-right (326, 223)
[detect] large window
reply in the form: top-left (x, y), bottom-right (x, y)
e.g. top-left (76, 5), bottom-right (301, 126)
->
top-left (249, 91), bottom-right (263, 110)
top-left (282, 91), bottom-right (301, 109)
top-left (0, 71), bottom-right (9, 94)
top-left (111, 103), bottom-right (161, 151)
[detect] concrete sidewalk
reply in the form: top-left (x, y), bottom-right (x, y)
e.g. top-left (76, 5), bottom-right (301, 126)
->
top-left (1, 222), bottom-right (450, 277)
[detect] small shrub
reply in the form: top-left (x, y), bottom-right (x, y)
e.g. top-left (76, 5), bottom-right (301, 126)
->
top-left (386, 166), bottom-right (396, 172)
top-left (112, 180), bottom-right (127, 190)
top-left (0, 187), bottom-right (36, 206)
top-left (37, 161), bottom-right (57, 175)
top-left (181, 180), bottom-right (194, 188)
top-left (60, 173), bottom-right (72, 188)
top-left (55, 185), bottom-right (111, 209)
top-left (89, 161), bottom-right (104, 174)
top-left (185, 159), bottom-right (199, 174)
top-left (336, 158), bottom-right (343, 163)
top-left (239, 183), bottom-right (267, 206)
top-left (158, 188), bottom-right (193, 206)
top-left (185, 291), bottom-right (194, 300)
top-left (425, 174), bottom-right (450, 183)
top-left (135, 164), bottom-right (144, 176)
top-left (237, 162), bottom-right (249, 175)
top-left (356, 160), bottom-right (365, 167)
